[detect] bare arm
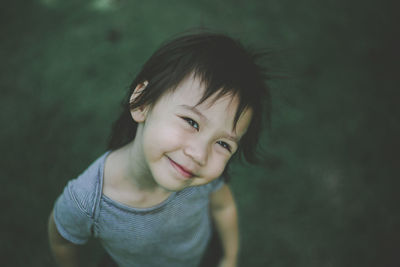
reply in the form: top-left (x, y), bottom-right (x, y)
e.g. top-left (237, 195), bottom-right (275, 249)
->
top-left (48, 210), bottom-right (82, 267)
top-left (210, 184), bottom-right (239, 267)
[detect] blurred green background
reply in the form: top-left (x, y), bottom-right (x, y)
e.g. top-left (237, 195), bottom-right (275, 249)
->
top-left (1, 0), bottom-right (399, 266)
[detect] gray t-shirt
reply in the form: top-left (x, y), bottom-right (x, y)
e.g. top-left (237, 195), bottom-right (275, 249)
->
top-left (53, 152), bottom-right (224, 267)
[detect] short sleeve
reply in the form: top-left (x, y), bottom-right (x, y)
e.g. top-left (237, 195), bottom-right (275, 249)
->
top-left (53, 153), bottom-right (108, 244)
top-left (210, 176), bottom-right (224, 192)
top-left (199, 176), bottom-right (224, 194)
top-left (53, 179), bottom-right (95, 245)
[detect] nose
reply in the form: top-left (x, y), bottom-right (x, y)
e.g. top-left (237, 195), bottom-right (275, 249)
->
top-left (183, 138), bottom-right (209, 166)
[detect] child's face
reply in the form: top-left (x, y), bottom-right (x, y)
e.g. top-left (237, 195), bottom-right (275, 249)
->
top-left (132, 76), bottom-right (252, 192)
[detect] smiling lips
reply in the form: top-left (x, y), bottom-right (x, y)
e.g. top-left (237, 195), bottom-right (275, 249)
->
top-left (167, 157), bottom-right (195, 179)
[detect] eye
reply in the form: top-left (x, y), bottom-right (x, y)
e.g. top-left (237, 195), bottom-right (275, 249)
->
top-left (182, 117), bottom-right (199, 131)
top-left (217, 141), bottom-right (232, 152)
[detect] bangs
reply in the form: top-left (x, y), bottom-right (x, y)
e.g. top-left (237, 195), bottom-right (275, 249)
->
top-left (191, 70), bottom-right (251, 133)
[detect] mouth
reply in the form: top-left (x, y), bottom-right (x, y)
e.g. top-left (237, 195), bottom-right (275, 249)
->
top-left (167, 157), bottom-right (195, 179)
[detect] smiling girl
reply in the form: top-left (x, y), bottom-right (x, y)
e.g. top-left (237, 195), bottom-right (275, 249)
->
top-left (48, 31), bottom-right (270, 267)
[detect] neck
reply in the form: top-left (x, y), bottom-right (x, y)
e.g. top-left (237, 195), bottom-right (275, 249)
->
top-left (104, 128), bottom-right (172, 208)
top-left (124, 142), bottom-right (157, 191)
top-left (118, 128), bottom-right (170, 196)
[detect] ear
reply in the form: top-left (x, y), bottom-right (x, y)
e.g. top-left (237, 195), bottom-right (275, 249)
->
top-left (130, 81), bottom-right (149, 123)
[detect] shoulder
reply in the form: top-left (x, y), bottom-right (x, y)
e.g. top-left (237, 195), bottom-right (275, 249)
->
top-left (188, 176), bottom-right (225, 197)
top-left (63, 152), bottom-right (109, 215)
top-left (52, 152), bottom-right (109, 244)
top-left (204, 176), bottom-right (225, 193)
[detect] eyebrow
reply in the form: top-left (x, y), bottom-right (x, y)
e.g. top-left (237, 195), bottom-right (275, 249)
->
top-left (180, 105), bottom-right (208, 122)
top-left (179, 104), bottom-right (239, 143)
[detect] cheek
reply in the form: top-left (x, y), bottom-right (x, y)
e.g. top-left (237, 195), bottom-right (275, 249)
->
top-left (193, 157), bottom-right (228, 187)
top-left (143, 121), bottom-right (187, 155)
top-left (205, 155), bottom-right (229, 178)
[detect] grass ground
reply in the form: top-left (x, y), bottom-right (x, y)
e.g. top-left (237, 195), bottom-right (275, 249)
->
top-left (1, 0), bottom-right (399, 266)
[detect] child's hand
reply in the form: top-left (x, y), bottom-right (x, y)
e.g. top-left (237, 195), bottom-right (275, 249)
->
top-left (217, 257), bottom-right (238, 267)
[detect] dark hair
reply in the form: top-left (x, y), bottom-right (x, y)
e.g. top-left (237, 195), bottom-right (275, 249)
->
top-left (108, 30), bottom-right (271, 177)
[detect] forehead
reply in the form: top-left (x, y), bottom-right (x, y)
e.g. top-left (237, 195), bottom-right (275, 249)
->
top-left (161, 75), bottom-right (234, 108)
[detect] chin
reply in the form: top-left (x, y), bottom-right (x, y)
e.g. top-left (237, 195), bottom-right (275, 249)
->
top-left (152, 175), bottom-right (190, 192)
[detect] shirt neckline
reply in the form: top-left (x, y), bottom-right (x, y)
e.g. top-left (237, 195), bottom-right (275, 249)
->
top-left (98, 151), bottom-right (177, 213)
